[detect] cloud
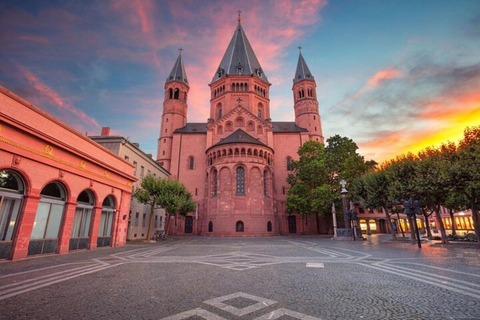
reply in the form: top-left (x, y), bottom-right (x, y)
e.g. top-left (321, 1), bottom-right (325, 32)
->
top-left (367, 69), bottom-right (402, 88)
top-left (17, 64), bottom-right (100, 129)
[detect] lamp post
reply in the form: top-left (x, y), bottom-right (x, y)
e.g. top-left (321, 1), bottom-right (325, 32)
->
top-left (332, 203), bottom-right (338, 237)
top-left (340, 180), bottom-right (350, 229)
top-left (403, 199), bottom-right (422, 248)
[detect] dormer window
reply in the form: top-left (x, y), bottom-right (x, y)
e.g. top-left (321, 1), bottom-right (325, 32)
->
top-left (237, 62), bottom-right (243, 74)
top-left (256, 68), bottom-right (263, 77)
top-left (217, 68), bottom-right (224, 77)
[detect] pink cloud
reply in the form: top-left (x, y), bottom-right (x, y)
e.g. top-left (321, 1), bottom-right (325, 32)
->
top-left (17, 65), bottom-right (99, 129)
top-left (367, 68), bottom-right (402, 88)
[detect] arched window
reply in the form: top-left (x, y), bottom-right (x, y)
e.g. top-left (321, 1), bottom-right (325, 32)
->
top-left (235, 117), bottom-right (244, 127)
top-left (97, 196), bottom-right (115, 247)
top-left (174, 88), bottom-right (179, 99)
top-left (226, 122), bottom-right (233, 132)
top-left (286, 157), bottom-right (292, 171)
top-left (169, 88), bottom-right (173, 99)
top-left (208, 221), bottom-right (213, 232)
top-left (236, 220), bottom-right (244, 232)
top-left (236, 167), bottom-right (245, 195)
top-left (188, 156), bottom-right (195, 170)
top-left (263, 170), bottom-right (268, 196)
top-left (267, 221), bottom-right (272, 232)
top-left (70, 190), bottom-right (94, 251)
top-left (218, 108), bottom-right (222, 119)
top-left (0, 170), bottom-right (24, 259)
top-left (247, 121), bottom-right (255, 131)
top-left (30, 182), bottom-right (66, 255)
top-left (212, 170), bottom-right (218, 196)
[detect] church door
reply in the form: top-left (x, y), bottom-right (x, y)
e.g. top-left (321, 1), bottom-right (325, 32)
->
top-left (185, 216), bottom-right (193, 234)
top-left (288, 216), bottom-right (297, 234)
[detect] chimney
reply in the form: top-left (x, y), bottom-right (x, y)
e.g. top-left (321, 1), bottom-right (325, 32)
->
top-left (101, 127), bottom-right (110, 136)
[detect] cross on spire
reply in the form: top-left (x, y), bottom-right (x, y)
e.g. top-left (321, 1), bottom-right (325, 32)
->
top-left (178, 47), bottom-right (183, 55)
top-left (298, 46), bottom-right (302, 53)
top-left (237, 10), bottom-right (242, 22)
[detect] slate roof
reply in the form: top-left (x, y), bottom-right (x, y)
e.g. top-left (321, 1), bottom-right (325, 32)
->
top-left (210, 129), bottom-right (269, 149)
top-left (293, 52), bottom-right (314, 83)
top-left (174, 123), bottom-right (207, 133)
top-left (272, 122), bottom-right (308, 133)
top-left (211, 21), bottom-right (268, 84)
top-left (167, 52), bottom-right (188, 85)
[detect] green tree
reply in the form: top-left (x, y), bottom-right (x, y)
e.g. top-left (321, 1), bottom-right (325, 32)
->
top-left (286, 141), bottom-right (332, 221)
top-left (353, 169), bottom-right (397, 240)
top-left (133, 176), bottom-right (196, 240)
top-left (455, 126), bottom-right (480, 243)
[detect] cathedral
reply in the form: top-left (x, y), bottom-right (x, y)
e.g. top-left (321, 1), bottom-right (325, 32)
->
top-left (157, 16), bottom-right (324, 236)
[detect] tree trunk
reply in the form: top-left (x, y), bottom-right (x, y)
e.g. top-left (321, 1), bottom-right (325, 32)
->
top-left (408, 215), bottom-right (416, 243)
top-left (383, 206), bottom-right (396, 240)
top-left (145, 202), bottom-right (156, 241)
top-left (396, 212), bottom-right (405, 238)
top-left (164, 213), bottom-right (171, 239)
top-left (434, 205), bottom-right (449, 244)
top-left (423, 209), bottom-right (432, 239)
top-left (469, 188), bottom-right (480, 246)
top-left (448, 208), bottom-right (456, 236)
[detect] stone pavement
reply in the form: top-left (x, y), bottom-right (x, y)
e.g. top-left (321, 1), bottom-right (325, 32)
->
top-left (0, 236), bottom-right (480, 320)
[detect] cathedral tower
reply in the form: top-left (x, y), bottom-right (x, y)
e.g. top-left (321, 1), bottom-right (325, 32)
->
top-left (157, 51), bottom-right (189, 171)
top-left (293, 49), bottom-right (324, 143)
top-left (209, 14), bottom-right (271, 123)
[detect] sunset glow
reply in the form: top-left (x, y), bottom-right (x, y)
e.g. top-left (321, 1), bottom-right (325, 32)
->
top-left (1, 0), bottom-right (479, 162)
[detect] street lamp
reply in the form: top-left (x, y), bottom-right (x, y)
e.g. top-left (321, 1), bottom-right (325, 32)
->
top-left (340, 180), bottom-right (350, 229)
top-left (345, 203), bottom-right (358, 241)
top-left (403, 199), bottom-right (422, 248)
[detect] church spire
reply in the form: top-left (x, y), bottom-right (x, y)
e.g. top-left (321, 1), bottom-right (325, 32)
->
top-left (211, 14), bottom-right (268, 84)
top-left (293, 48), bottom-right (314, 83)
top-left (167, 49), bottom-right (188, 85)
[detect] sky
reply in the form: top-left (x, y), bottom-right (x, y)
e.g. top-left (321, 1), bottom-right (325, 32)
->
top-left (1, 0), bottom-right (480, 163)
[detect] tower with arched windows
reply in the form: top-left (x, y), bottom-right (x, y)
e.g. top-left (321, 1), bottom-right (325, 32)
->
top-left (158, 15), bottom-right (324, 236)
top-left (293, 49), bottom-right (324, 143)
top-left (157, 51), bottom-right (189, 171)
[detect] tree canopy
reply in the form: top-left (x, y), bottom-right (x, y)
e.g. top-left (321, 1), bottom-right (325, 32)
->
top-left (133, 175), bottom-right (196, 240)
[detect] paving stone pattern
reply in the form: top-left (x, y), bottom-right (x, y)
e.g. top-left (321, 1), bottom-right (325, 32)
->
top-left (0, 236), bottom-right (479, 319)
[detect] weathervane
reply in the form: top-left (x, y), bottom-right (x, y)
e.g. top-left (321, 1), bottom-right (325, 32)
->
top-left (298, 46), bottom-right (302, 53)
top-left (237, 10), bottom-right (242, 22)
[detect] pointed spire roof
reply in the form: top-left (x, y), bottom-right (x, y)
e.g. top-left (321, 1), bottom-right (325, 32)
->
top-left (211, 17), bottom-right (268, 84)
top-left (293, 49), bottom-right (314, 83)
top-left (167, 49), bottom-right (188, 85)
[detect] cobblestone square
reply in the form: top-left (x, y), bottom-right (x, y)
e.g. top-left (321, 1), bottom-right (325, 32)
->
top-left (1, 236), bottom-right (480, 320)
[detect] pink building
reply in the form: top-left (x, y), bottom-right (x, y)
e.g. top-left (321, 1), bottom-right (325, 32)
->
top-left (0, 86), bottom-right (136, 260)
top-left (157, 17), bottom-right (324, 236)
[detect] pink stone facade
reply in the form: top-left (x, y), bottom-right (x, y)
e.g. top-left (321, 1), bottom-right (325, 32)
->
top-left (0, 86), bottom-right (136, 260)
top-left (157, 22), bottom-right (324, 236)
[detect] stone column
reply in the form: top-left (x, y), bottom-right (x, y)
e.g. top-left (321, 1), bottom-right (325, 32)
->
top-left (10, 193), bottom-right (41, 260)
top-left (57, 201), bottom-right (77, 254)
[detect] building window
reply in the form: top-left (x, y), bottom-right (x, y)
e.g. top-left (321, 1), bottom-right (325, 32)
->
top-left (267, 221), bottom-right (272, 232)
top-left (98, 196), bottom-right (115, 238)
top-left (124, 155), bottom-right (129, 162)
top-left (213, 170), bottom-right (218, 196)
top-left (188, 157), bottom-right (194, 170)
top-left (154, 215), bottom-right (158, 228)
top-left (30, 182), bottom-right (66, 255)
top-left (208, 221), bottom-right (213, 232)
top-left (174, 88), bottom-right (179, 99)
top-left (263, 170), bottom-right (268, 196)
top-left (159, 216), bottom-right (163, 228)
top-left (236, 221), bottom-right (244, 232)
top-left (218, 108), bottom-right (222, 119)
top-left (135, 212), bottom-right (139, 227)
top-left (133, 161), bottom-right (137, 176)
top-left (0, 170), bottom-right (24, 258)
top-left (142, 213), bottom-right (147, 227)
top-left (236, 167), bottom-right (245, 195)
top-left (140, 166), bottom-right (144, 178)
top-left (286, 157), bottom-right (292, 171)
top-left (71, 190), bottom-right (94, 239)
